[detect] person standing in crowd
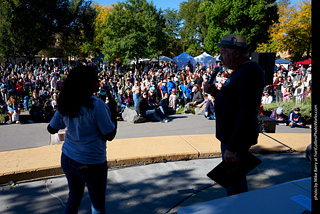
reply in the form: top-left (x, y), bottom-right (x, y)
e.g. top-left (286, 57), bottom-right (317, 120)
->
top-left (15, 77), bottom-right (25, 101)
top-left (294, 81), bottom-right (304, 104)
top-left (133, 84), bottom-right (141, 108)
top-left (303, 86), bottom-right (311, 101)
top-left (283, 76), bottom-right (293, 90)
top-left (167, 75), bottom-right (176, 94)
top-left (283, 87), bottom-right (293, 103)
top-left (206, 34), bottom-right (264, 196)
top-left (273, 76), bottom-right (284, 102)
top-left (160, 80), bottom-right (168, 98)
top-left (169, 89), bottom-right (178, 111)
top-left (47, 66), bottom-right (117, 214)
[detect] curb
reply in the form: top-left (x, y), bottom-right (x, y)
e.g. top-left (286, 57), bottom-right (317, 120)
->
top-left (0, 133), bottom-right (311, 184)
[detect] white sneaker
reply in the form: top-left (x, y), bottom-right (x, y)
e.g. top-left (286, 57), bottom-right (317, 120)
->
top-left (162, 119), bottom-right (169, 123)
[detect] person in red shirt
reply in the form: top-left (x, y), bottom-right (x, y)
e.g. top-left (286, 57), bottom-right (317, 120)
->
top-left (273, 76), bottom-right (284, 102)
top-left (15, 78), bottom-right (25, 101)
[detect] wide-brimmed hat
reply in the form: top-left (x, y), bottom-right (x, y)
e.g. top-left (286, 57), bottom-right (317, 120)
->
top-left (217, 34), bottom-right (249, 50)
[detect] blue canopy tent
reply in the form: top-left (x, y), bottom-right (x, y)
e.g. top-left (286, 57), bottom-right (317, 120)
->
top-left (173, 52), bottom-right (195, 70)
top-left (92, 54), bottom-right (105, 61)
top-left (275, 58), bottom-right (291, 64)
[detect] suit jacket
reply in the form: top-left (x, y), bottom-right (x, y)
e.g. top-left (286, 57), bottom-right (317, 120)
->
top-left (214, 61), bottom-right (264, 152)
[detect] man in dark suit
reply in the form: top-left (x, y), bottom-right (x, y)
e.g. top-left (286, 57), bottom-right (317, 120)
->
top-left (207, 34), bottom-right (265, 196)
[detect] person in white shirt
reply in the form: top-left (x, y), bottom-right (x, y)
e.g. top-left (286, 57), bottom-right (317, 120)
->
top-left (261, 91), bottom-right (273, 104)
top-left (294, 81), bottom-right (304, 104)
top-left (306, 69), bottom-right (312, 85)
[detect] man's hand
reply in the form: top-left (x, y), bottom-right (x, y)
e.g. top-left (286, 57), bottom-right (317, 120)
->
top-left (224, 149), bottom-right (240, 163)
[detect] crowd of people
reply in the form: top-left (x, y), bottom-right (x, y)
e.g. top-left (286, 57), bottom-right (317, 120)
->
top-left (262, 64), bottom-right (312, 105)
top-left (0, 59), bottom-right (312, 126)
top-left (262, 63), bottom-right (312, 128)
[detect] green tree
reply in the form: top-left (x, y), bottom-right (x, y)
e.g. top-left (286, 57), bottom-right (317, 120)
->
top-left (179, 0), bottom-right (207, 56)
top-left (0, 0), bottom-right (63, 60)
top-left (83, 2), bottom-right (115, 57)
top-left (256, 0), bottom-right (311, 61)
top-left (202, 0), bottom-right (279, 55)
top-left (57, 0), bottom-right (97, 59)
top-left (163, 8), bottom-right (183, 58)
top-left (102, 0), bottom-right (166, 65)
top-left (0, 0), bottom-right (96, 61)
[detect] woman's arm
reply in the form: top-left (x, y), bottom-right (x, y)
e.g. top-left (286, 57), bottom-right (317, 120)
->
top-left (103, 125), bottom-right (117, 141)
top-left (47, 124), bottom-right (59, 134)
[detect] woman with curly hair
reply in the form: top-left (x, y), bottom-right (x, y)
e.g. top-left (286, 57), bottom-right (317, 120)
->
top-left (47, 66), bottom-right (117, 214)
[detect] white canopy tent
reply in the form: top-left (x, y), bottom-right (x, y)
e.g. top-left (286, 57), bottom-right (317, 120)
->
top-left (130, 58), bottom-right (150, 64)
top-left (194, 52), bottom-right (216, 69)
top-left (173, 52), bottom-right (195, 71)
top-left (159, 55), bottom-right (173, 62)
top-left (151, 55), bottom-right (173, 62)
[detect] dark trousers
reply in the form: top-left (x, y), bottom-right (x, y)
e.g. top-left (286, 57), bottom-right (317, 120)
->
top-left (61, 153), bottom-right (108, 214)
top-left (220, 143), bottom-right (248, 196)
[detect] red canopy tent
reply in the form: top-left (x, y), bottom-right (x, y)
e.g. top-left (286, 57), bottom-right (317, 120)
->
top-left (294, 58), bottom-right (312, 65)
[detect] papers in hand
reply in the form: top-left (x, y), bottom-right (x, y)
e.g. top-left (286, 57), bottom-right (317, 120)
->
top-left (207, 152), bottom-right (262, 188)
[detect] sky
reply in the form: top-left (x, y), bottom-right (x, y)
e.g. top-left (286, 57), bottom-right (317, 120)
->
top-left (93, 0), bottom-right (185, 10)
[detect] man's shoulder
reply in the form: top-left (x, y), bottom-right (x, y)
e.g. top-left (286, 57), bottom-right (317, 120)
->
top-left (240, 61), bottom-right (263, 72)
top-left (236, 61), bottom-right (264, 82)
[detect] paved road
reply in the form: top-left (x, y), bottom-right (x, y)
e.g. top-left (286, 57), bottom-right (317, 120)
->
top-left (0, 114), bottom-right (311, 152)
top-left (0, 113), bottom-right (312, 213)
top-left (0, 153), bottom-right (311, 214)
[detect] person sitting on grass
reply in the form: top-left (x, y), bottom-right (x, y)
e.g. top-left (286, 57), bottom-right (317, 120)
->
top-left (204, 95), bottom-right (215, 120)
top-left (270, 107), bottom-right (287, 125)
top-left (43, 101), bottom-right (54, 122)
top-left (147, 89), bottom-right (157, 107)
top-left (6, 96), bottom-right (21, 124)
top-left (28, 90), bottom-right (44, 122)
top-left (288, 106), bottom-right (310, 128)
top-left (136, 91), bottom-right (168, 123)
top-left (184, 86), bottom-right (204, 113)
top-left (159, 92), bottom-right (175, 115)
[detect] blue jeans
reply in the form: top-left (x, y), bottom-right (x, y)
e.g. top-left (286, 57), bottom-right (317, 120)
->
top-left (204, 112), bottom-right (215, 120)
top-left (290, 121), bottom-right (307, 128)
top-left (220, 143), bottom-right (248, 196)
top-left (144, 109), bottom-right (165, 121)
top-left (61, 153), bottom-right (108, 214)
